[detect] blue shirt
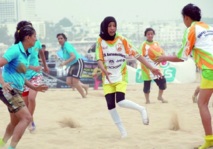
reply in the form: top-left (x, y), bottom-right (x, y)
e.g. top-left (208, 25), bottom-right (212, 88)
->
top-left (1, 42), bottom-right (29, 91)
top-left (25, 40), bottom-right (42, 80)
top-left (61, 41), bottom-right (81, 66)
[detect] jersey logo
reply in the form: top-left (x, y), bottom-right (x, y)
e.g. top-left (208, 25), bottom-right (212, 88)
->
top-left (116, 43), bottom-right (122, 52)
top-left (109, 60), bottom-right (114, 65)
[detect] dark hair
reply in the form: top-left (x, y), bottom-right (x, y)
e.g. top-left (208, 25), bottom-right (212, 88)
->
top-left (56, 33), bottom-right (67, 41)
top-left (99, 16), bottom-right (117, 41)
top-left (182, 3), bottom-right (201, 21)
top-left (15, 21), bottom-right (32, 31)
top-left (42, 44), bottom-right (46, 48)
top-left (144, 28), bottom-right (155, 36)
top-left (14, 21), bottom-right (35, 44)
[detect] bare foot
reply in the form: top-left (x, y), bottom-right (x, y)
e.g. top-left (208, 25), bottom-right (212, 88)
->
top-left (84, 85), bottom-right (89, 95)
top-left (158, 97), bottom-right (168, 103)
top-left (192, 95), bottom-right (197, 103)
top-left (145, 101), bottom-right (150, 104)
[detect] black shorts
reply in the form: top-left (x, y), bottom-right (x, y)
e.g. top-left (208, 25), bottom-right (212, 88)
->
top-left (67, 59), bottom-right (84, 79)
top-left (143, 76), bottom-right (167, 93)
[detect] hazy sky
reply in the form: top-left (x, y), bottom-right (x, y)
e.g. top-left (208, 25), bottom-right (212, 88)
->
top-left (36, 0), bottom-right (212, 23)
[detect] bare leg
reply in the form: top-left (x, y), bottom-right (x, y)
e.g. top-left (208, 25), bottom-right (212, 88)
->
top-left (80, 82), bottom-right (89, 95)
top-left (197, 89), bottom-right (213, 149)
top-left (1, 113), bottom-right (19, 144)
top-left (66, 77), bottom-right (86, 98)
top-left (144, 93), bottom-right (150, 104)
top-left (192, 86), bottom-right (200, 103)
top-left (27, 89), bottom-right (38, 131)
top-left (157, 89), bottom-right (168, 103)
top-left (27, 89), bottom-right (38, 117)
top-left (198, 89), bottom-right (213, 135)
top-left (22, 95), bottom-right (29, 107)
top-left (3, 107), bottom-right (32, 148)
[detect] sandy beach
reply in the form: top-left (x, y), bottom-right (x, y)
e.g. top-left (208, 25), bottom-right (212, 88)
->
top-left (1, 78), bottom-right (213, 149)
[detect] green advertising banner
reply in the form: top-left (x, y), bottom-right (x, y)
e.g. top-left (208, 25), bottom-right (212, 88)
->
top-left (135, 62), bottom-right (176, 83)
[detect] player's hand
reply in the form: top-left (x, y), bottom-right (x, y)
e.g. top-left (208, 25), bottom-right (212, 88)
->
top-left (155, 55), bottom-right (167, 65)
top-left (35, 84), bottom-right (48, 92)
top-left (32, 66), bottom-right (42, 72)
top-left (103, 70), bottom-right (112, 84)
top-left (59, 62), bottom-right (65, 67)
top-left (151, 68), bottom-right (162, 79)
top-left (43, 66), bottom-right (49, 73)
top-left (2, 82), bottom-right (13, 93)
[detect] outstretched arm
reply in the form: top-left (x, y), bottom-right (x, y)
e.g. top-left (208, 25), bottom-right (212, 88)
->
top-left (25, 79), bottom-right (48, 92)
top-left (156, 55), bottom-right (183, 63)
top-left (60, 53), bottom-right (75, 67)
top-left (39, 50), bottom-right (49, 73)
top-left (136, 55), bottom-right (162, 78)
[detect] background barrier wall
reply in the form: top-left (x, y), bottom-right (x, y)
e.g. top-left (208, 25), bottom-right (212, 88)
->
top-left (43, 58), bottom-right (196, 88)
top-left (134, 57), bottom-right (196, 84)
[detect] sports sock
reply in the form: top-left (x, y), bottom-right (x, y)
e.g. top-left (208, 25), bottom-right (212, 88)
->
top-left (109, 108), bottom-right (127, 138)
top-left (8, 145), bottom-right (15, 149)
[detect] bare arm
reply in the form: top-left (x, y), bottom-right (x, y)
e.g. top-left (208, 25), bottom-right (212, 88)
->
top-left (97, 60), bottom-right (112, 83)
top-left (156, 55), bottom-right (184, 63)
top-left (61, 53), bottom-right (76, 66)
top-left (136, 55), bottom-right (162, 78)
top-left (25, 79), bottom-right (36, 90)
top-left (25, 79), bottom-right (48, 92)
top-left (0, 58), bottom-right (13, 91)
top-left (39, 50), bottom-right (49, 73)
top-left (136, 55), bottom-right (155, 71)
top-left (97, 60), bottom-right (107, 74)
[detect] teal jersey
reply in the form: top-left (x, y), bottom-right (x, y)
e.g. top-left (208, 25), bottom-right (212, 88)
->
top-left (61, 41), bottom-right (81, 66)
top-left (25, 40), bottom-right (42, 80)
top-left (1, 42), bottom-right (29, 91)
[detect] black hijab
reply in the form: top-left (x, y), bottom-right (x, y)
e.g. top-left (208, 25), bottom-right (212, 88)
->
top-left (99, 16), bottom-right (117, 41)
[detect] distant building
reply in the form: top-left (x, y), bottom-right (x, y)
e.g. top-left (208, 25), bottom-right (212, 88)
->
top-left (17, 0), bottom-right (38, 21)
top-left (0, 0), bottom-right (45, 38)
top-left (31, 21), bottom-right (46, 39)
top-left (0, 0), bottom-right (37, 23)
top-left (0, 0), bottom-right (17, 23)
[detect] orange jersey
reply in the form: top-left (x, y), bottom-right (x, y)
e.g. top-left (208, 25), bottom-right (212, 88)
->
top-left (95, 34), bottom-right (140, 84)
top-left (177, 21), bottom-right (213, 70)
top-left (138, 41), bottom-right (164, 80)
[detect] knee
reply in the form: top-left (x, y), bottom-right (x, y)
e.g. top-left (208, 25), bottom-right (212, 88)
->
top-left (143, 84), bottom-right (150, 93)
top-left (16, 113), bottom-right (32, 126)
top-left (66, 80), bottom-right (72, 86)
top-left (117, 100), bottom-right (124, 107)
top-left (159, 84), bottom-right (167, 90)
top-left (28, 97), bottom-right (36, 102)
top-left (25, 114), bottom-right (32, 124)
top-left (143, 89), bottom-right (150, 94)
top-left (21, 113), bottom-right (32, 124)
top-left (157, 77), bottom-right (167, 90)
top-left (197, 97), bottom-right (210, 110)
top-left (107, 103), bottom-right (116, 110)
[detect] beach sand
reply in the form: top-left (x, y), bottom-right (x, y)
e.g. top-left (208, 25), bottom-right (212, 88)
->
top-left (1, 78), bottom-right (213, 149)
